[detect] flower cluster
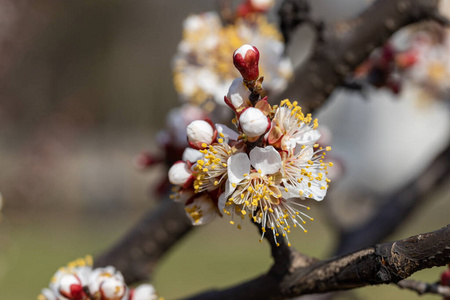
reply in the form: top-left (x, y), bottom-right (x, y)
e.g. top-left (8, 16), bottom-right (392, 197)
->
top-left (168, 45), bottom-right (332, 245)
top-left (38, 256), bottom-right (161, 300)
top-left (355, 24), bottom-right (450, 102)
top-left (172, 1), bottom-right (292, 113)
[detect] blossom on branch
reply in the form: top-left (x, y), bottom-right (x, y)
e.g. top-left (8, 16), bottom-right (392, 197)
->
top-left (168, 45), bottom-right (332, 245)
top-left (38, 256), bottom-right (161, 300)
top-left (354, 23), bottom-right (450, 103)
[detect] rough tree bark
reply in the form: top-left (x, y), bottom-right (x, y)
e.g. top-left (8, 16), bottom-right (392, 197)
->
top-left (182, 225), bottom-right (450, 300)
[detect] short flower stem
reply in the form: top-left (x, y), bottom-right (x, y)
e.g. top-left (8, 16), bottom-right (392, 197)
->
top-left (246, 135), bottom-right (265, 152)
top-left (249, 90), bottom-right (260, 105)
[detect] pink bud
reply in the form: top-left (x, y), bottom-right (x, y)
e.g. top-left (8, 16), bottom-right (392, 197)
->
top-left (233, 45), bottom-right (260, 81)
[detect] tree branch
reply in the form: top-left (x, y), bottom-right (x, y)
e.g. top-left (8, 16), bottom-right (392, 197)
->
top-left (183, 225), bottom-right (450, 300)
top-left (397, 279), bottom-right (450, 297)
top-left (278, 0), bottom-right (449, 113)
top-left (94, 199), bottom-right (193, 284)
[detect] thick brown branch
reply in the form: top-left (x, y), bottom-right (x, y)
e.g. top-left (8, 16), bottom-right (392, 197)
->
top-left (183, 225), bottom-right (450, 300)
top-left (397, 279), bottom-right (450, 297)
top-left (94, 199), bottom-right (193, 284)
top-left (278, 0), bottom-right (447, 113)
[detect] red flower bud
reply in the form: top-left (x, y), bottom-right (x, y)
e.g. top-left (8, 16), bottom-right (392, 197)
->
top-left (233, 44), bottom-right (260, 81)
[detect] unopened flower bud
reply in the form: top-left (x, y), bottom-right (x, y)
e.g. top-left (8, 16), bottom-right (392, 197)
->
top-left (186, 120), bottom-right (215, 148)
top-left (99, 277), bottom-right (126, 300)
top-left (233, 44), bottom-right (260, 81)
top-left (226, 78), bottom-right (251, 110)
top-left (168, 162), bottom-right (192, 186)
top-left (59, 274), bottom-right (86, 300)
top-left (239, 107), bottom-right (269, 138)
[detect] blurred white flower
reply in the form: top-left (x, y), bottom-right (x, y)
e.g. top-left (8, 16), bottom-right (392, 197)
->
top-left (173, 12), bottom-right (293, 111)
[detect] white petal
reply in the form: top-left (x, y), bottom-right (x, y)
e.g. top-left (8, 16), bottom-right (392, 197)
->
top-left (227, 153), bottom-right (250, 186)
top-left (281, 182), bottom-right (302, 199)
top-left (295, 128), bottom-right (321, 145)
top-left (300, 170), bottom-right (328, 201)
top-left (215, 123), bottom-right (239, 141)
top-left (308, 176), bottom-right (328, 201)
top-left (182, 147), bottom-right (203, 163)
top-left (249, 146), bottom-right (281, 175)
top-left (218, 190), bottom-right (228, 213)
top-left (294, 144), bottom-right (314, 158)
top-left (226, 78), bottom-right (251, 109)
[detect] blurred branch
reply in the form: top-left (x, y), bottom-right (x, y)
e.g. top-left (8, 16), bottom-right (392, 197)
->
top-left (278, 0), bottom-right (449, 113)
top-left (397, 279), bottom-right (450, 297)
top-left (182, 225), bottom-right (450, 300)
top-left (335, 144), bottom-right (450, 255)
top-left (95, 199), bottom-right (193, 284)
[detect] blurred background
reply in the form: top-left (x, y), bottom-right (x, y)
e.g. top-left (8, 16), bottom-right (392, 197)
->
top-left (0, 0), bottom-right (448, 299)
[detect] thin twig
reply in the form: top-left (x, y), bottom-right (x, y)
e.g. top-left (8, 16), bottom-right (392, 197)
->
top-left (397, 279), bottom-right (450, 297)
